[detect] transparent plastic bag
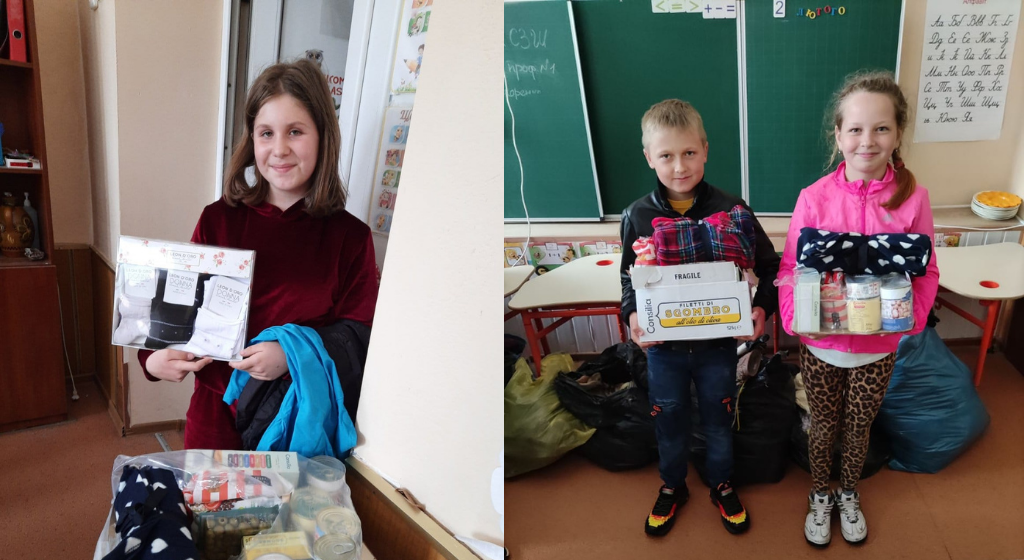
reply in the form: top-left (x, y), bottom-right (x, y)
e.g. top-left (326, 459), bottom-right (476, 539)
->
top-left (93, 451), bottom-right (363, 560)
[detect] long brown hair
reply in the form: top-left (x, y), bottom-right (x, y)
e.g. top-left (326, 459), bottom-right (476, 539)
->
top-left (223, 59), bottom-right (345, 217)
top-left (826, 71), bottom-right (916, 210)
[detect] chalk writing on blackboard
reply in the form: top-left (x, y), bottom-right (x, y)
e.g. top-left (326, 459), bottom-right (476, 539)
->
top-left (505, 27), bottom-right (559, 101)
top-left (914, 0), bottom-right (1019, 143)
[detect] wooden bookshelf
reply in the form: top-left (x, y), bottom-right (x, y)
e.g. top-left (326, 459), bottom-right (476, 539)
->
top-left (0, 166), bottom-right (43, 174)
top-left (0, 0), bottom-right (67, 432)
top-left (0, 57), bottom-right (32, 69)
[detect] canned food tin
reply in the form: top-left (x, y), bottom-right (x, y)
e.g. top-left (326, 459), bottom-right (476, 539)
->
top-left (845, 275), bottom-right (881, 299)
top-left (312, 534), bottom-right (359, 560)
top-left (847, 297), bottom-right (881, 333)
top-left (289, 487), bottom-right (334, 535)
top-left (306, 456), bottom-right (347, 494)
top-left (315, 507), bottom-right (362, 541)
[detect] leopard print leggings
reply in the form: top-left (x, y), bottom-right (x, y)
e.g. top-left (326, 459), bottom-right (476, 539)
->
top-left (799, 345), bottom-right (896, 492)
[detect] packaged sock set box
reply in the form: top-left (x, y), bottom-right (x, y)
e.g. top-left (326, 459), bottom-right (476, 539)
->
top-left (111, 235), bottom-right (255, 361)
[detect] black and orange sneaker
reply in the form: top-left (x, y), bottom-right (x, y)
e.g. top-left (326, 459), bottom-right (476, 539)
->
top-left (710, 482), bottom-right (750, 534)
top-left (644, 484), bottom-right (688, 536)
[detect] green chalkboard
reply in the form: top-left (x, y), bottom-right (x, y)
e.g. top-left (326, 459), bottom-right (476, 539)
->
top-left (573, 1), bottom-right (742, 216)
top-left (504, 1), bottom-right (602, 220)
top-left (502, 1), bottom-right (902, 220)
top-left (745, 1), bottom-right (902, 213)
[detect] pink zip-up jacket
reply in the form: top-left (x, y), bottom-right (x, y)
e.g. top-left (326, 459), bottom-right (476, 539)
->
top-left (778, 162), bottom-right (940, 354)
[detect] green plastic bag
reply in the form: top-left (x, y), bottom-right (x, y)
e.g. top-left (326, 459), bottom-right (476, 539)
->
top-left (505, 354), bottom-right (595, 478)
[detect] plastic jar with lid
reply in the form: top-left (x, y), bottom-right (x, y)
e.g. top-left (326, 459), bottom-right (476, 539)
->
top-left (880, 273), bottom-right (913, 331)
top-left (845, 275), bottom-right (881, 333)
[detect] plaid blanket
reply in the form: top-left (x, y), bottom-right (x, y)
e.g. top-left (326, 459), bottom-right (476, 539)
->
top-left (651, 205), bottom-right (757, 268)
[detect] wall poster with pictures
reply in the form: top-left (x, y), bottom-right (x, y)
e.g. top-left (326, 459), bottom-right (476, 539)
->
top-left (369, 107), bottom-right (412, 235)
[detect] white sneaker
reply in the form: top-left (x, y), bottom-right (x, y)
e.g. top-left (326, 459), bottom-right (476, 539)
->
top-left (835, 489), bottom-right (868, 544)
top-left (804, 490), bottom-right (834, 547)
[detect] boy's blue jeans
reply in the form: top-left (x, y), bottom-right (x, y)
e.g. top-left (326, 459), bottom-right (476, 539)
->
top-left (647, 341), bottom-right (738, 489)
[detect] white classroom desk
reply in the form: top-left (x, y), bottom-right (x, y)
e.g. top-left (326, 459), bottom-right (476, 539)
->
top-left (504, 265), bottom-right (535, 323)
top-left (935, 242), bottom-right (1024, 385)
top-left (504, 265), bottom-right (534, 298)
top-left (507, 254), bottom-right (625, 374)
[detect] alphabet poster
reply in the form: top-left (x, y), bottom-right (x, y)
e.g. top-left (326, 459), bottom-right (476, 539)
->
top-left (914, 0), bottom-right (1019, 142)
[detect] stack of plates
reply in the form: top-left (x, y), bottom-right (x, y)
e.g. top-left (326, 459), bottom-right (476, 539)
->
top-left (972, 191), bottom-right (1022, 220)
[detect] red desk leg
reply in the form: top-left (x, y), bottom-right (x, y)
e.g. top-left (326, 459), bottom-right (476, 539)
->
top-left (975, 300), bottom-right (1000, 387)
top-left (519, 306), bottom-right (623, 376)
top-left (533, 315), bottom-right (551, 356)
top-left (935, 293), bottom-right (1001, 387)
top-left (522, 312), bottom-right (545, 376)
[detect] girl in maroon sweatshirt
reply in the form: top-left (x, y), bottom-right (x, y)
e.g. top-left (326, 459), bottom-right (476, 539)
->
top-left (139, 59), bottom-right (378, 450)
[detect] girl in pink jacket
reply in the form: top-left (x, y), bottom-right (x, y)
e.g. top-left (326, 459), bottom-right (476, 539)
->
top-left (777, 72), bottom-right (940, 547)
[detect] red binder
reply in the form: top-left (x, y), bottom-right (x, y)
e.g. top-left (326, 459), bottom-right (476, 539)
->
top-left (6, 0), bottom-right (26, 62)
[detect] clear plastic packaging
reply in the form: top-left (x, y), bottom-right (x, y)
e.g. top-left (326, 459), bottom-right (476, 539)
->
top-left (784, 270), bottom-right (914, 335)
top-left (111, 235), bottom-right (255, 361)
top-left (93, 451), bottom-right (362, 560)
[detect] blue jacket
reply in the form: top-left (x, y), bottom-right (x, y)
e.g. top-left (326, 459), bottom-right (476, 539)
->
top-left (223, 324), bottom-right (357, 458)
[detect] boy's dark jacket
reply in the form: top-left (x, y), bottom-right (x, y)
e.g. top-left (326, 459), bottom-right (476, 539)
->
top-left (620, 178), bottom-right (781, 325)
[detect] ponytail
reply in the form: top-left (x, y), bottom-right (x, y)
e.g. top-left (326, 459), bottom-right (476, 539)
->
top-left (883, 147), bottom-right (916, 210)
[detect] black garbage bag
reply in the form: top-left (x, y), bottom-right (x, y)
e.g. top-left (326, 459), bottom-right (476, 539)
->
top-left (553, 343), bottom-right (647, 427)
top-left (553, 343), bottom-right (657, 471)
top-left (691, 352), bottom-right (799, 487)
top-left (790, 411), bottom-right (892, 481)
top-left (505, 334), bottom-right (526, 387)
top-left (578, 386), bottom-right (659, 471)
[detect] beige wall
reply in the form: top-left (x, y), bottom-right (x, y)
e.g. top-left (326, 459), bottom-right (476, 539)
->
top-left (354, 0), bottom-right (503, 546)
top-left (77, 0), bottom-right (120, 260)
top-left (1012, 101), bottom-right (1024, 199)
top-left (115, 0), bottom-right (223, 242)
top-left (899, 1), bottom-right (1024, 205)
top-left (114, 1), bottom-right (225, 425)
top-left (35, 0), bottom-right (93, 244)
top-left (74, 0), bottom-right (224, 425)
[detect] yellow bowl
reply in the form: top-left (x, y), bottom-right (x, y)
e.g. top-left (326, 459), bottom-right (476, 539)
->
top-left (974, 191), bottom-right (1022, 209)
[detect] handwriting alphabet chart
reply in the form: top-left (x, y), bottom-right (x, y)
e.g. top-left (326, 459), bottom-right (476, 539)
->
top-left (915, 0), bottom-right (1020, 142)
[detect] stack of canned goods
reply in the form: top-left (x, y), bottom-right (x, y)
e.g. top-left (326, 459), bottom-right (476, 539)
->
top-left (312, 507), bottom-right (362, 560)
top-left (282, 456), bottom-right (363, 560)
top-left (288, 487), bottom-right (336, 536)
